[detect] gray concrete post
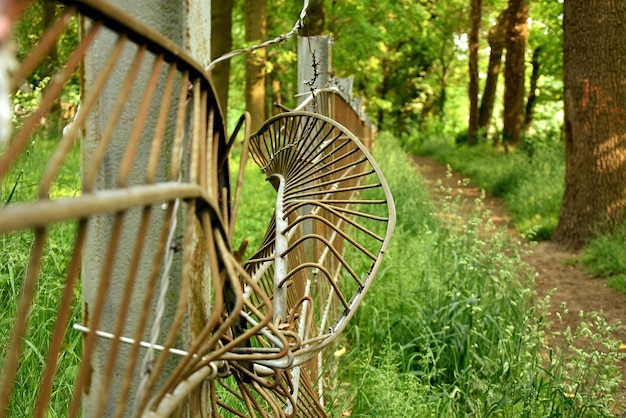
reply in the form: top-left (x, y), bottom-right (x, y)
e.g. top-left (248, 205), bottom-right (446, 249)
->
top-left (82, 1), bottom-right (210, 415)
top-left (297, 35), bottom-right (333, 110)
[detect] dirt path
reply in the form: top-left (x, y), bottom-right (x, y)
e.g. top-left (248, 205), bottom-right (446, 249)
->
top-left (412, 154), bottom-right (626, 408)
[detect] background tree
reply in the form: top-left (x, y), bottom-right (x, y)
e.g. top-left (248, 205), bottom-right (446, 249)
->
top-left (502, 0), bottom-right (528, 147)
top-left (553, 1), bottom-right (626, 249)
top-left (244, 0), bottom-right (267, 131)
top-left (210, 0), bottom-right (233, 120)
top-left (523, 45), bottom-right (541, 133)
top-left (478, 9), bottom-right (508, 135)
top-left (329, 0), bottom-right (450, 132)
top-left (302, 0), bottom-right (324, 36)
top-left (266, 1), bottom-right (302, 113)
top-left (467, 0), bottom-right (482, 145)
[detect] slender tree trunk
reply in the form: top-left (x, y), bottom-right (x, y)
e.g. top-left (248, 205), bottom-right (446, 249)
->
top-left (43, 1), bottom-right (60, 119)
top-left (43, 1), bottom-right (57, 68)
top-left (553, 1), bottom-right (626, 249)
top-left (210, 0), bottom-right (233, 121)
top-left (524, 46), bottom-right (542, 132)
top-left (502, 0), bottom-right (528, 147)
top-left (302, 0), bottom-right (325, 36)
top-left (244, 0), bottom-right (267, 131)
top-left (478, 9), bottom-right (508, 134)
top-left (377, 57), bottom-right (390, 129)
top-left (467, 0), bottom-right (482, 145)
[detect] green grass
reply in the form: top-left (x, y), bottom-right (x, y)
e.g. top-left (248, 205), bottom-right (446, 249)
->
top-left (0, 132), bottom-right (82, 417)
top-left (416, 135), bottom-right (565, 241)
top-left (581, 223), bottom-right (626, 294)
top-left (2, 128), bottom-right (623, 417)
top-left (415, 132), bottom-right (626, 295)
top-left (328, 133), bottom-right (623, 417)
top-left (230, 142), bottom-right (276, 259)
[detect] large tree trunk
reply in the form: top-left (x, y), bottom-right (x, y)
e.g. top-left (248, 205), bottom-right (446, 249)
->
top-left (478, 9), bottom-right (508, 134)
top-left (244, 0), bottom-right (267, 131)
top-left (467, 0), bottom-right (482, 145)
top-left (553, 1), bottom-right (626, 249)
top-left (210, 0), bottom-right (233, 121)
top-left (502, 0), bottom-right (528, 148)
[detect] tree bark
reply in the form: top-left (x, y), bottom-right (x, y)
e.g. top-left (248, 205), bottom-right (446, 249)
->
top-left (302, 0), bottom-right (325, 36)
top-left (43, 0), bottom-right (57, 69)
top-left (467, 0), bottom-right (482, 145)
top-left (502, 0), bottom-right (528, 147)
top-left (478, 9), bottom-right (508, 134)
top-left (210, 0), bottom-right (233, 121)
top-left (524, 45), bottom-right (542, 132)
top-left (553, 1), bottom-right (626, 249)
top-left (244, 0), bottom-right (267, 131)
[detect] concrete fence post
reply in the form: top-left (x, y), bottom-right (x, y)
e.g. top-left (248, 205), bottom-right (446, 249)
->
top-left (297, 35), bottom-right (333, 111)
top-left (82, 1), bottom-right (210, 415)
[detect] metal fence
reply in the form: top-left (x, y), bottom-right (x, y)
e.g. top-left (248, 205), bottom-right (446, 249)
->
top-left (0, 2), bottom-right (394, 416)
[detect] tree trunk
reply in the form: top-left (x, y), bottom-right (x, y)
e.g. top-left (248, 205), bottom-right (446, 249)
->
top-left (478, 9), bottom-right (508, 134)
top-left (502, 0), bottom-right (528, 147)
top-left (244, 0), bottom-right (267, 131)
top-left (210, 0), bottom-right (233, 121)
top-left (43, 0), bottom-right (60, 119)
top-left (467, 0), bottom-right (482, 145)
top-left (43, 1), bottom-right (57, 69)
top-left (524, 45), bottom-right (542, 132)
top-left (302, 0), bottom-right (325, 36)
top-left (553, 1), bottom-right (626, 249)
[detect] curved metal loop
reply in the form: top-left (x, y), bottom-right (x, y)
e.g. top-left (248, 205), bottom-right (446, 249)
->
top-left (246, 110), bottom-right (396, 373)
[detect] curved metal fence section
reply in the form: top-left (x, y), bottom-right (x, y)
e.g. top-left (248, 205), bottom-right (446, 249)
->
top-left (0, 2), bottom-right (394, 417)
top-left (0, 1), bottom-right (240, 416)
top-left (243, 111), bottom-right (395, 414)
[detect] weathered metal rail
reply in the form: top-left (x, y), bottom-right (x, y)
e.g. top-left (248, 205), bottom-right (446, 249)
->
top-left (0, 2), bottom-right (394, 417)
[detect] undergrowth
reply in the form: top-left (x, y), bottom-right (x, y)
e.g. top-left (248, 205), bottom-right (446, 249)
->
top-left (414, 132), bottom-right (626, 298)
top-left (328, 132), bottom-right (623, 417)
top-left (0, 132), bottom-right (82, 416)
top-left (581, 223), bottom-right (626, 295)
top-left (416, 135), bottom-right (564, 241)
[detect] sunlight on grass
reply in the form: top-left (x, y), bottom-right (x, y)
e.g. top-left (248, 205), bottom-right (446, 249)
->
top-left (417, 136), bottom-right (565, 241)
top-left (328, 133), bottom-right (623, 417)
top-left (1, 131), bottom-right (82, 416)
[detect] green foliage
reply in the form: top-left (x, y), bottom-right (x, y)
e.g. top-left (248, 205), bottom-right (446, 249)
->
top-left (11, 1), bottom-right (80, 124)
top-left (0, 130), bottom-right (81, 417)
top-left (416, 134), bottom-right (565, 241)
top-left (230, 142), bottom-right (277, 259)
top-left (331, 133), bottom-right (622, 417)
top-left (328, 0), bottom-right (466, 132)
top-left (581, 223), bottom-right (626, 294)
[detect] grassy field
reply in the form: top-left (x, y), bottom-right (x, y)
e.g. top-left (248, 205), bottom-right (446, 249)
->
top-left (327, 133), bottom-right (623, 417)
top-left (0, 132), bottom-right (82, 416)
top-left (414, 133), bottom-right (626, 295)
top-left (417, 136), bottom-right (565, 241)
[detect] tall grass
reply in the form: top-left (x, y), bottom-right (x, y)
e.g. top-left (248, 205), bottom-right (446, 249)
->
top-left (417, 135), bottom-right (565, 241)
top-left (415, 132), bottom-right (626, 295)
top-left (2, 128), bottom-right (622, 416)
top-left (581, 223), bottom-right (626, 294)
top-left (0, 132), bottom-right (82, 416)
top-left (329, 133), bottom-right (622, 417)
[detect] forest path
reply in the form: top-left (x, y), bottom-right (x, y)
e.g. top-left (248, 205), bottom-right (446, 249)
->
top-left (411, 154), bottom-right (626, 410)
